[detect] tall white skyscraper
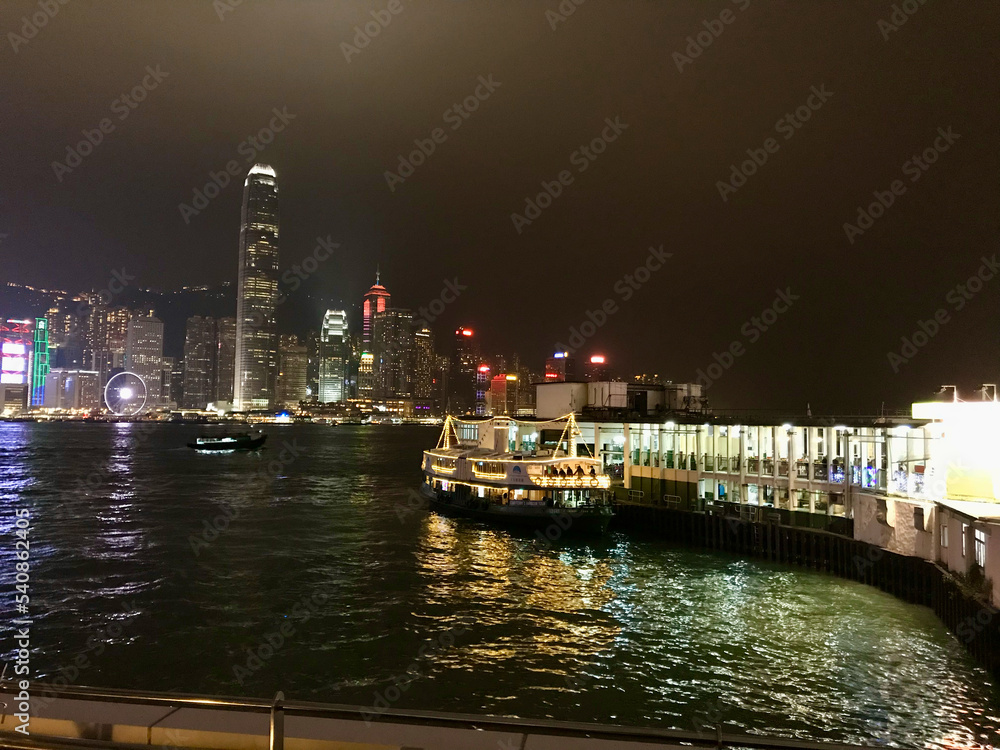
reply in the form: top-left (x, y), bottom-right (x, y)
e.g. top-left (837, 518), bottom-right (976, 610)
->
top-left (319, 309), bottom-right (347, 403)
top-left (234, 164), bottom-right (279, 411)
top-left (125, 314), bottom-right (164, 410)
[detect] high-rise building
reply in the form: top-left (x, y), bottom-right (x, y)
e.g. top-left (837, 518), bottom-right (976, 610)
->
top-left (362, 270), bottom-right (390, 347)
top-left (161, 358), bottom-right (178, 409)
top-left (46, 302), bottom-right (83, 370)
top-left (305, 328), bottom-right (320, 400)
top-left (277, 334), bottom-right (308, 409)
top-left (0, 319), bottom-right (34, 414)
top-left (31, 317), bottom-right (49, 407)
top-left (475, 364), bottom-right (490, 416)
top-left (449, 327), bottom-right (478, 414)
top-left (319, 309), bottom-right (348, 403)
top-left (234, 164), bottom-right (280, 411)
top-left (545, 351), bottom-right (579, 382)
top-left (43, 369), bottom-right (100, 411)
top-left (182, 316), bottom-right (216, 409)
top-left (214, 317), bottom-right (236, 404)
top-left (433, 354), bottom-right (449, 415)
top-left (487, 374), bottom-right (518, 416)
top-left (413, 327), bottom-right (434, 399)
top-left (125, 314), bottom-right (164, 409)
top-left (169, 358), bottom-right (185, 408)
top-left (584, 354), bottom-right (611, 381)
top-left (90, 306), bottom-right (131, 387)
top-left (358, 352), bottom-right (375, 400)
top-left (373, 308), bottom-right (414, 398)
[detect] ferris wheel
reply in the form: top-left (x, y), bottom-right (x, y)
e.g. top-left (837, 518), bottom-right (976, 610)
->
top-left (104, 372), bottom-right (148, 416)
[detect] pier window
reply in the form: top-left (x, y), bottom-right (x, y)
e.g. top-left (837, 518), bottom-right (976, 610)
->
top-left (940, 524), bottom-right (949, 548)
top-left (962, 523), bottom-right (969, 557)
top-left (975, 528), bottom-right (987, 568)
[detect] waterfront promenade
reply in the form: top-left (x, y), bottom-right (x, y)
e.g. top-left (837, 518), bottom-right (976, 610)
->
top-left (0, 685), bottom-right (875, 750)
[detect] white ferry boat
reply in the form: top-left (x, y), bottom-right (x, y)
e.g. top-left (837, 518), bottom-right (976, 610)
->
top-left (420, 414), bottom-right (614, 534)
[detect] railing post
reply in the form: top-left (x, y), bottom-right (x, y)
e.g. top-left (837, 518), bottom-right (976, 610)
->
top-left (270, 691), bottom-right (285, 750)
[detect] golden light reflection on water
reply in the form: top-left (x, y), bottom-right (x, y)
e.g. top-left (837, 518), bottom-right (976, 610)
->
top-left (415, 513), bottom-right (621, 667)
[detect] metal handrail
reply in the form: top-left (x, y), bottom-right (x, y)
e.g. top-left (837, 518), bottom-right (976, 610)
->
top-left (0, 682), bottom-right (875, 750)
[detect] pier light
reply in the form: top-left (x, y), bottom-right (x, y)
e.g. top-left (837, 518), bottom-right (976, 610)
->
top-left (782, 423), bottom-right (792, 431)
top-left (834, 425), bottom-right (848, 432)
top-left (665, 421), bottom-right (675, 429)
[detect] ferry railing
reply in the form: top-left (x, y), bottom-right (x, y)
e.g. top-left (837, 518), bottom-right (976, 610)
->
top-left (0, 682), bottom-right (877, 750)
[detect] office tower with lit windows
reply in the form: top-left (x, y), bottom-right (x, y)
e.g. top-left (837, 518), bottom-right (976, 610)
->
top-left (413, 327), bottom-right (434, 399)
top-left (362, 271), bottom-right (390, 347)
top-left (358, 352), bottom-right (375, 400)
top-left (125, 314), bottom-right (164, 408)
top-left (182, 316), bottom-right (216, 409)
top-left (319, 309), bottom-right (348, 403)
top-left (449, 327), bottom-right (478, 414)
top-left (31, 317), bottom-right (49, 406)
top-left (433, 354), bottom-right (449, 415)
top-left (1, 319), bottom-right (34, 414)
top-left (584, 354), bottom-right (611, 381)
top-left (161, 358), bottom-right (178, 408)
top-left (545, 351), bottom-right (580, 382)
top-left (373, 308), bottom-right (413, 398)
top-left (277, 334), bottom-right (308, 409)
top-left (487, 373), bottom-right (519, 416)
top-left (90, 306), bottom-right (131, 387)
top-left (234, 164), bottom-right (280, 411)
top-left (167, 358), bottom-right (185, 408)
top-left (43, 369), bottom-right (101, 411)
top-left (305, 329), bottom-right (320, 399)
top-left (214, 317), bottom-right (236, 404)
top-left (475, 364), bottom-right (490, 416)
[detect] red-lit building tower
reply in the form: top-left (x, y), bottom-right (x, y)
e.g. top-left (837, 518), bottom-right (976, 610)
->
top-left (362, 269), bottom-right (391, 348)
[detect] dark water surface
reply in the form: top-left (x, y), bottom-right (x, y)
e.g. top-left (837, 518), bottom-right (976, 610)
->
top-left (1, 422), bottom-right (997, 747)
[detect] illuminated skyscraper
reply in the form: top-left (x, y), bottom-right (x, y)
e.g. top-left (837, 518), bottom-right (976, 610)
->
top-left (449, 327), bottom-right (478, 414)
top-left (0, 319), bottom-right (33, 414)
top-left (362, 269), bottom-right (390, 347)
top-left (214, 317), bottom-right (236, 404)
top-left (373, 308), bottom-right (413, 398)
top-left (277, 334), bottom-right (308, 409)
top-left (90, 306), bottom-right (130, 388)
top-left (31, 317), bottom-right (49, 406)
top-left (413, 327), bottom-right (434, 399)
top-left (125, 314), bottom-right (164, 409)
top-left (358, 352), bottom-right (375, 400)
top-left (182, 316), bottom-right (216, 409)
top-left (319, 309), bottom-right (348, 403)
top-left (234, 164), bottom-right (279, 411)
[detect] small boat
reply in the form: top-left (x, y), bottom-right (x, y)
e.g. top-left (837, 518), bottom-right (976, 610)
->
top-left (420, 414), bottom-right (614, 534)
top-left (187, 431), bottom-right (267, 451)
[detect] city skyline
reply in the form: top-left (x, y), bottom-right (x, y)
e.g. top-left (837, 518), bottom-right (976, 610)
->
top-left (4, 1), bottom-right (998, 411)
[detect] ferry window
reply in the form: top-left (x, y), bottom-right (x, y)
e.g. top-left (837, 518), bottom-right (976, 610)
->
top-left (940, 524), bottom-right (948, 548)
top-left (975, 529), bottom-right (987, 568)
top-left (962, 523), bottom-right (968, 556)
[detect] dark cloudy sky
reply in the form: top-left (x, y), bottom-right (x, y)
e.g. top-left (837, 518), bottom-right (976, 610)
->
top-left (3, 0), bottom-right (998, 411)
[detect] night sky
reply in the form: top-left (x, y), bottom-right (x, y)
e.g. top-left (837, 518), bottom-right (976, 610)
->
top-left (3, 0), bottom-right (998, 411)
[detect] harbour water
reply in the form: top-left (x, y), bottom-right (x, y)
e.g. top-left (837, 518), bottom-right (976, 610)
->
top-left (1, 422), bottom-right (998, 747)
